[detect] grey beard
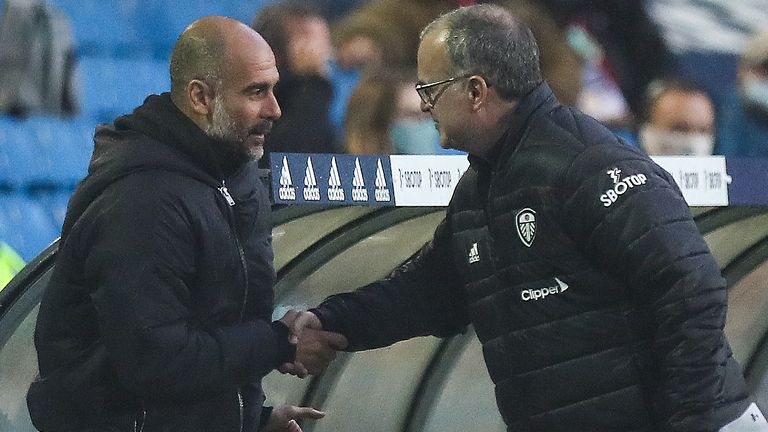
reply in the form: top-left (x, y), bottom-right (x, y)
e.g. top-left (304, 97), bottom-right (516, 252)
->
top-left (204, 95), bottom-right (262, 162)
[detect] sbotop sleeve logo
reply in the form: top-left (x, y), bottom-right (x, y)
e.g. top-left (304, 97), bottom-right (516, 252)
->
top-left (600, 167), bottom-right (648, 207)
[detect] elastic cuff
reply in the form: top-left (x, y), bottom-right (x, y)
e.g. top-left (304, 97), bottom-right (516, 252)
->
top-left (270, 321), bottom-right (297, 366)
top-left (308, 307), bottom-right (338, 333)
top-left (258, 406), bottom-right (273, 431)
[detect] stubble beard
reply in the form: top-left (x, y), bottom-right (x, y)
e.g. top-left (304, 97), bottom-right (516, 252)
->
top-left (205, 94), bottom-right (264, 162)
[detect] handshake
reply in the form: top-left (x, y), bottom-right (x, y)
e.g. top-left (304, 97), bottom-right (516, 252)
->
top-left (276, 310), bottom-right (347, 378)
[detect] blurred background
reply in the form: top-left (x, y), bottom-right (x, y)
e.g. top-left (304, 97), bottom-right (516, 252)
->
top-left (1, 2), bottom-right (768, 431)
top-left (0, 0), bottom-right (766, 272)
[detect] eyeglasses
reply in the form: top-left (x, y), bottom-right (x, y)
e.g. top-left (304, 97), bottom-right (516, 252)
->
top-left (415, 75), bottom-right (472, 108)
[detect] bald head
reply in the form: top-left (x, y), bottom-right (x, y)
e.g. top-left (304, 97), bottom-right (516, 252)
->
top-left (169, 16), bottom-right (272, 102)
top-left (167, 16), bottom-right (281, 164)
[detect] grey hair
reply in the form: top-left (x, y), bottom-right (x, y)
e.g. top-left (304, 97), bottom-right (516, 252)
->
top-left (421, 4), bottom-right (543, 100)
top-left (169, 33), bottom-right (226, 97)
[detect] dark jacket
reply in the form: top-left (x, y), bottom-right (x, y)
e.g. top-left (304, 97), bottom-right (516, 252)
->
top-left (28, 93), bottom-right (293, 432)
top-left (312, 83), bottom-right (750, 431)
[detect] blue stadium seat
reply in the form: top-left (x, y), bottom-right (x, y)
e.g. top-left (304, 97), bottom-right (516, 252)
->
top-left (47, 0), bottom-right (148, 57)
top-left (0, 193), bottom-right (59, 261)
top-left (22, 116), bottom-right (94, 188)
top-left (0, 116), bottom-right (47, 190)
top-left (35, 189), bottom-right (73, 230)
top-left (78, 56), bottom-right (169, 123)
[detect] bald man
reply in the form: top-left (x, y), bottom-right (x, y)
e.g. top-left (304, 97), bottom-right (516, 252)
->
top-left (27, 17), bottom-right (345, 432)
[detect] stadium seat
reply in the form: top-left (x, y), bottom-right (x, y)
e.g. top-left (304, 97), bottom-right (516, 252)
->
top-left (35, 189), bottom-right (73, 230)
top-left (0, 116), bottom-right (46, 190)
top-left (22, 116), bottom-right (94, 188)
top-left (46, 0), bottom-right (148, 57)
top-left (78, 56), bottom-right (169, 123)
top-left (0, 193), bottom-right (59, 261)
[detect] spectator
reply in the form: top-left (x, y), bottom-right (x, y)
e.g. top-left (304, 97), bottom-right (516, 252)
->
top-left (345, 67), bottom-right (458, 155)
top-left (253, 2), bottom-right (339, 167)
top-left (27, 17), bottom-right (345, 432)
top-left (717, 30), bottom-right (768, 157)
top-left (333, 0), bottom-right (582, 106)
top-left (639, 79), bottom-right (716, 156)
top-left (0, 241), bottom-right (24, 290)
top-left (538, 0), bottom-right (675, 123)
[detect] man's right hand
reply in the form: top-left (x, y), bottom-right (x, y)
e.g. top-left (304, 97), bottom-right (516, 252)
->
top-left (277, 311), bottom-right (346, 378)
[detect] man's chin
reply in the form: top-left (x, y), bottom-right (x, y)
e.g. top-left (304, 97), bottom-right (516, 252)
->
top-left (248, 146), bottom-right (264, 162)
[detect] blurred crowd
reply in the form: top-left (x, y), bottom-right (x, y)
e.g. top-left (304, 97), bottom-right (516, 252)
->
top-left (0, 0), bottom-right (767, 274)
top-left (245, 0), bottom-right (768, 160)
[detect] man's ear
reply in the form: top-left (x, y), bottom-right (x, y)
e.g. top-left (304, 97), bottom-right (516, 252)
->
top-left (187, 79), bottom-right (213, 116)
top-left (468, 75), bottom-right (490, 110)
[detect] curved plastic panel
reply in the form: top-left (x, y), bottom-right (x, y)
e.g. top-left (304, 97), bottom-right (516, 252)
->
top-left (2, 206), bottom-right (768, 432)
top-left (309, 337), bottom-right (442, 432)
top-left (414, 333), bottom-right (505, 432)
top-left (727, 260), bottom-right (768, 363)
top-left (703, 213), bottom-right (768, 268)
top-left (272, 206), bottom-right (377, 271)
top-left (263, 211), bottom-right (445, 409)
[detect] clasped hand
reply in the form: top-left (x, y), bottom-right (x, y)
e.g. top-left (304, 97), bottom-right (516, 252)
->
top-left (277, 310), bottom-right (346, 378)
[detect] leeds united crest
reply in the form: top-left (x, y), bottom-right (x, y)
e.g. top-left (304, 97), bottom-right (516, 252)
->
top-left (516, 208), bottom-right (536, 247)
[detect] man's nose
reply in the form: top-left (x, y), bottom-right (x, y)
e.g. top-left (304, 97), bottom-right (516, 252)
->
top-left (265, 92), bottom-right (282, 120)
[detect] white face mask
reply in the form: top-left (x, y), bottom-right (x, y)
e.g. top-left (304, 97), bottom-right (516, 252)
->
top-left (639, 125), bottom-right (714, 156)
top-left (743, 75), bottom-right (768, 112)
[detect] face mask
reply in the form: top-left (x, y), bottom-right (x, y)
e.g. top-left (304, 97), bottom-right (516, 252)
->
top-left (389, 119), bottom-right (440, 155)
top-left (639, 125), bottom-right (714, 156)
top-left (743, 75), bottom-right (768, 112)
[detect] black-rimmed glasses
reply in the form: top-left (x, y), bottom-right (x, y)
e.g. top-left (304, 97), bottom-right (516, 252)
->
top-left (415, 75), bottom-right (472, 108)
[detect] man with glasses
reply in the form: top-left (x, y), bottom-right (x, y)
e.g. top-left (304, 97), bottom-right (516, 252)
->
top-left (291, 5), bottom-right (767, 431)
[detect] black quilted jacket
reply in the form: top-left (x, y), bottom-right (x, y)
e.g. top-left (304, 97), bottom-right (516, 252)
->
top-left (313, 82), bottom-right (750, 431)
top-left (28, 94), bottom-right (290, 432)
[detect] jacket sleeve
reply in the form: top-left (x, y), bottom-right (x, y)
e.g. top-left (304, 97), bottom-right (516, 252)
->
top-left (80, 181), bottom-right (289, 399)
top-left (312, 216), bottom-right (471, 351)
top-left (562, 148), bottom-right (740, 429)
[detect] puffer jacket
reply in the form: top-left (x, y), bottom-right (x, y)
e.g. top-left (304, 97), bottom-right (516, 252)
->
top-left (313, 82), bottom-right (750, 431)
top-left (28, 93), bottom-right (292, 432)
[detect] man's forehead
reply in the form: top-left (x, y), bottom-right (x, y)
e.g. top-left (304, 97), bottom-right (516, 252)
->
top-left (418, 30), bottom-right (452, 79)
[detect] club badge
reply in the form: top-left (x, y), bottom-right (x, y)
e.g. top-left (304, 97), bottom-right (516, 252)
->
top-left (516, 208), bottom-right (536, 247)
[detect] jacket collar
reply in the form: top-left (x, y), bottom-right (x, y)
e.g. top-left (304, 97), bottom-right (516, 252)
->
top-left (116, 93), bottom-right (246, 180)
top-left (468, 81), bottom-right (559, 172)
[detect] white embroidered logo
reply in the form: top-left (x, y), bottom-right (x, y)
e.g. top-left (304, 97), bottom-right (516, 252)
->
top-left (521, 277), bottom-right (569, 301)
top-left (515, 208), bottom-right (536, 247)
top-left (607, 168), bottom-right (622, 184)
top-left (468, 242), bottom-right (480, 264)
top-left (600, 167), bottom-right (648, 208)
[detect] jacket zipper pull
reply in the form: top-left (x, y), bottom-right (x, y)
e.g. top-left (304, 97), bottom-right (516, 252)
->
top-left (219, 181), bottom-right (236, 207)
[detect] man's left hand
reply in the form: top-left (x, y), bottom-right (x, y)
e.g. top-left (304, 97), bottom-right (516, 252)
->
top-left (261, 405), bottom-right (325, 432)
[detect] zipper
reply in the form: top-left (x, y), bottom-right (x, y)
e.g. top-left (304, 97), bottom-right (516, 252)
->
top-left (218, 182), bottom-right (237, 207)
top-left (237, 388), bottom-right (244, 432)
top-left (219, 180), bottom-right (249, 432)
top-left (134, 408), bottom-right (146, 432)
top-left (219, 180), bottom-right (250, 320)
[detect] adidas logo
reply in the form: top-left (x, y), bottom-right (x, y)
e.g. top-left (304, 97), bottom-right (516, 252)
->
top-left (303, 157), bottom-right (320, 201)
top-left (352, 158), bottom-right (368, 201)
top-left (278, 156), bottom-right (296, 201)
top-left (468, 242), bottom-right (480, 264)
top-left (328, 157), bottom-right (345, 201)
top-left (374, 158), bottom-right (391, 202)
